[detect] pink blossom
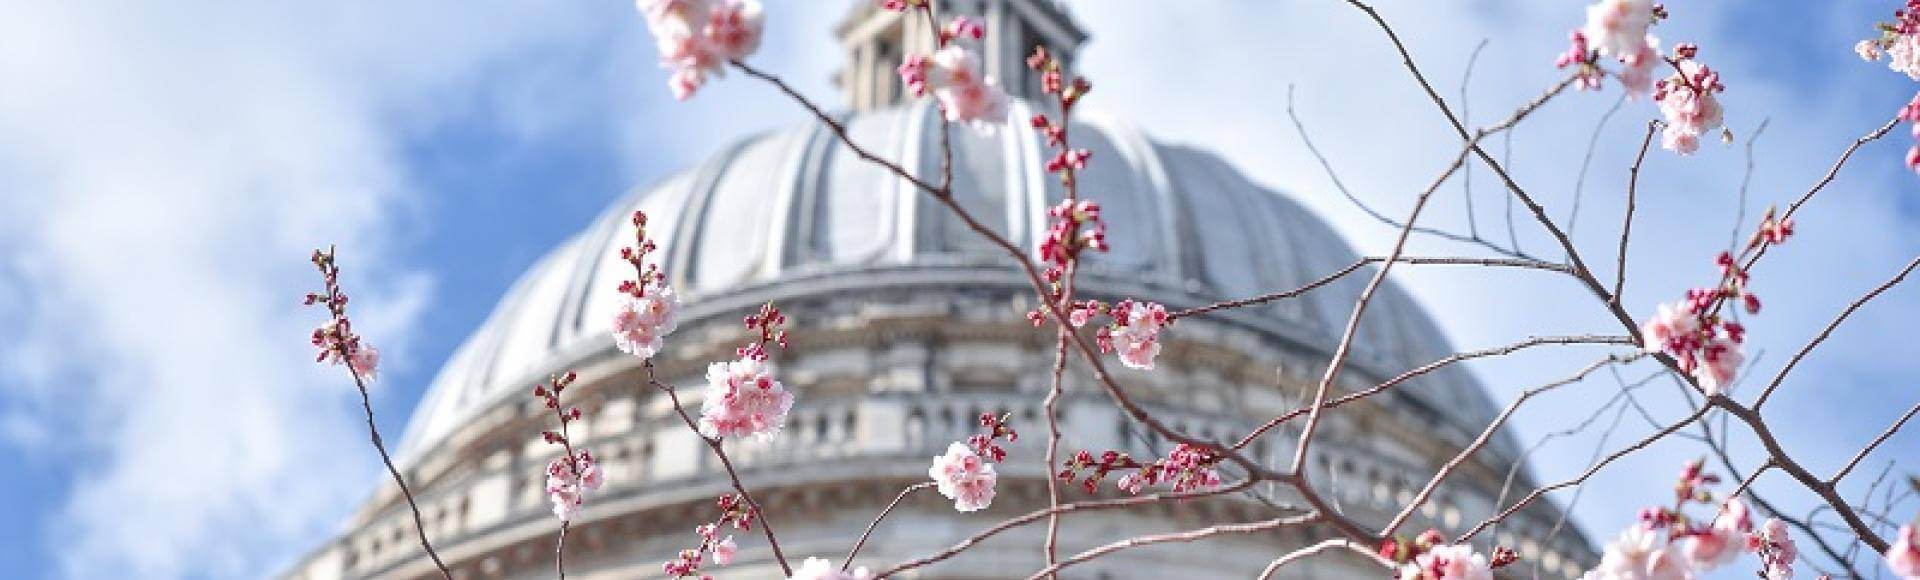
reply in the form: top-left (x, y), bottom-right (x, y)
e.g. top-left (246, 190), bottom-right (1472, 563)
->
top-left (929, 442), bottom-right (998, 512)
top-left (1640, 302), bottom-right (1698, 354)
top-left (697, 356), bottom-right (795, 439)
top-left (702, 0), bottom-right (763, 61)
top-left (546, 452), bottom-right (603, 522)
top-left (636, 0), bottom-right (765, 99)
top-left (1861, 39), bottom-right (1888, 62)
top-left (897, 55), bottom-right (929, 97)
top-left (1887, 524), bottom-right (1920, 578)
top-left (787, 557), bottom-right (874, 580)
top-left (612, 283), bottom-right (680, 358)
top-left (1581, 0), bottom-right (1656, 59)
top-left (1893, 33), bottom-right (1920, 80)
top-left (927, 46), bottom-right (1007, 127)
top-left (712, 535), bottom-right (737, 566)
top-left (1655, 59), bottom-right (1725, 155)
top-left (1399, 544), bottom-right (1493, 580)
top-left (1681, 500), bottom-right (1751, 571)
top-left (936, 78), bottom-right (1008, 127)
top-left (348, 344), bottom-right (380, 382)
top-left (1109, 301), bottom-right (1170, 370)
top-left (1692, 337), bottom-right (1743, 397)
top-left (1619, 36), bottom-right (1661, 100)
top-left (1586, 525), bottom-right (1691, 579)
top-left (1750, 518), bottom-right (1796, 580)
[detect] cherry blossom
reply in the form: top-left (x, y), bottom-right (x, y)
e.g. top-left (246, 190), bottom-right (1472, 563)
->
top-left (787, 557), bottom-right (874, 580)
top-left (545, 451), bottom-right (603, 521)
top-left (1638, 301), bottom-right (1698, 354)
top-left (1860, 2), bottom-right (1920, 78)
top-left (1096, 300), bottom-right (1169, 370)
top-left (1864, 39), bottom-right (1890, 62)
top-left (1692, 337), bottom-right (1743, 396)
top-left (348, 344), bottom-right (380, 382)
top-left (612, 285), bottom-right (679, 359)
top-left (614, 210), bottom-right (680, 358)
top-left (1059, 443), bottom-right (1221, 495)
top-left (1581, 0), bottom-right (1657, 59)
top-left (1398, 543), bottom-right (1494, 580)
top-left (1749, 518), bottom-right (1796, 580)
top-left (636, 0), bottom-right (765, 100)
top-left (712, 535), bottom-right (737, 566)
top-left (926, 45), bottom-right (1007, 127)
top-left (305, 248), bottom-right (382, 382)
top-left (1679, 500), bottom-right (1752, 572)
top-left (1887, 524), bottom-right (1920, 578)
top-left (929, 442), bottom-right (998, 512)
top-left (1653, 47), bottom-right (1726, 155)
top-left (664, 494), bottom-right (757, 577)
top-left (1587, 524), bottom-right (1691, 579)
top-left (1619, 36), bottom-right (1661, 99)
top-left (888, 7), bottom-right (1008, 128)
top-left (698, 355), bottom-right (794, 439)
top-left (532, 371), bottom-right (604, 522)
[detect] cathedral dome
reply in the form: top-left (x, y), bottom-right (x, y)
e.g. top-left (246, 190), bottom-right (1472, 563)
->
top-left (292, 3), bottom-right (1597, 578)
top-left (393, 100), bottom-right (1513, 467)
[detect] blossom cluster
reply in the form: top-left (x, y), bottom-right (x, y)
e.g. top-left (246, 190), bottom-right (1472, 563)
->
top-left (1557, 0), bottom-right (1663, 97)
top-left (636, 0), bottom-right (765, 99)
top-left (1652, 43), bottom-right (1728, 155)
top-left (1639, 223), bottom-right (1790, 396)
top-left (1035, 298), bottom-right (1172, 371)
top-left (1584, 460), bottom-right (1789, 578)
top-left (697, 303), bottom-right (795, 440)
top-left (891, 5), bottom-right (1006, 126)
top-left (663, 494), bottom-right (756, 578)
top-left (1856, 3), bottom-right (1920, 174)
top-left (1854, 1), bottom-right (1920, 80)
top-left (1559, 1), bottom-right (1729, 154)
top-left (1058, 443), bottom-right (1221, 495)
top-left (1380, 529), bottom-right (1515, 580)
top-left (534, 371), bottom-right (606, 522)
top-left (613, 210), bottom-right (681, 359)
top-left (927, 413), bottom-right (1016, 512)
top-left (304, 248), bottom-right (381, 382)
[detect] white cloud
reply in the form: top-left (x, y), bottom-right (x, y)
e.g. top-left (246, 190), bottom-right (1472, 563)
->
top-left (0, 1), bottom-right (640, 577)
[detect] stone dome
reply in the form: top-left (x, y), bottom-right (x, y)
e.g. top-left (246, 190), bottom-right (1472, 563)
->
top-left (287, 98), bottom-right (1607, 579)
top-left (393, 100), bottom-right (1515, 467)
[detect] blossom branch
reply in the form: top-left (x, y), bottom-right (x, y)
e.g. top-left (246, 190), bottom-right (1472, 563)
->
top-left (641, 360), bottom-right (794, 575)
top-left (304, 248), bottom-right (454, 580)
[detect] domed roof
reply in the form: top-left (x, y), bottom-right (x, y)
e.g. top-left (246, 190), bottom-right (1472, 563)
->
top-left (393, 100), bottom-right (1509, 463)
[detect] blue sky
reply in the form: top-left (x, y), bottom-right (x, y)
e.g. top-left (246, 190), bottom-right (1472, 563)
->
top-left (2, 1), bottom-right (1919, 578)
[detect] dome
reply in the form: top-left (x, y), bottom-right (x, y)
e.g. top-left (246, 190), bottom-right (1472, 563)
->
top-left (392, 100), bottom-right (1514, 467)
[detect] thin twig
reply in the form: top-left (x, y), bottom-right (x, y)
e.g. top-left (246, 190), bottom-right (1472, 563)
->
top-left (1753, 254), bottom-right (1920, 409)
top-left (844, 482), bottom-right (935, 571)
top-left (1613, 120), bottom-right (1659, 305)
